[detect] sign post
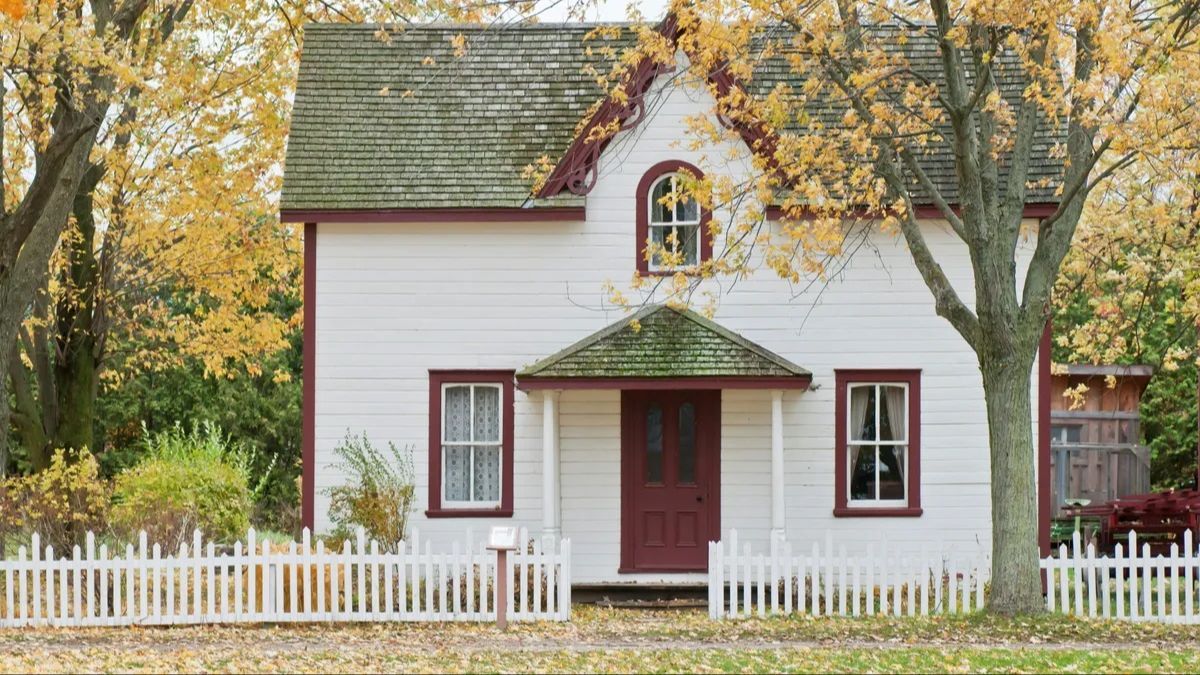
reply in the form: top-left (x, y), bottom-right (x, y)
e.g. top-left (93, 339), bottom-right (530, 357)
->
top-left (486, 526), bottom-right (519, 630)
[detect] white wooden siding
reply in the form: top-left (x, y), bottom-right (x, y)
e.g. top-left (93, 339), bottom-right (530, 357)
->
top-left (313, 55), bottom-right (1040, 583)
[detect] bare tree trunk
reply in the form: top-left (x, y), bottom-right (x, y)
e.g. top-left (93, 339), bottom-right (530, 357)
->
top-left (981, 349), bottom-right (1043, 614)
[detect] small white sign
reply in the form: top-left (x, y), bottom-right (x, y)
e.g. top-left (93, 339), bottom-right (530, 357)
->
top-left (487, 526), bottom-right (519, 550)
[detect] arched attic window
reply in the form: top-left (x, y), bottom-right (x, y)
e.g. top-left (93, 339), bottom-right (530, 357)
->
top-left (636, 160), bottom-right (713, 274)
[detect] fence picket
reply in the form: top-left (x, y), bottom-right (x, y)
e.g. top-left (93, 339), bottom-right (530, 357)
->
top-left (17, 547), bottom-right (26, 626)
top-left (1187, 530), bottom-right (1196, 623)
top-left (1142, 542), bottom-right (1152, 619)
top-left (1086, 541), bottom-right (1097, 618)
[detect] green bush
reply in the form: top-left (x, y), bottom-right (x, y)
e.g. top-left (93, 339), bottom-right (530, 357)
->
top-left (110, 422), bottom-right (256, 548)
top-left (325, 431), bottom-right (415, 550)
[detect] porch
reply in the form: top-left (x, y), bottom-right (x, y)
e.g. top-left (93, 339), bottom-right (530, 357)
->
top-left (515, 305), bottom-right (811, 580)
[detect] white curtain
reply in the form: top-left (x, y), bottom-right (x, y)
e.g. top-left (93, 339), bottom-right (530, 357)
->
top-left (443, 386), bottom-right (472, 501)
top-left (443, 385), bottom-right (502, 503)
top-left (444, 386), bottom-right (471, 442)
top-left (883, 385), bottom-right (906, 441)
top-left (881, 385), bottom-right (907, 499)
top-left (473, 386), bottom-right (501, 501)
top-left (849, 386), bottom-right (871, 469)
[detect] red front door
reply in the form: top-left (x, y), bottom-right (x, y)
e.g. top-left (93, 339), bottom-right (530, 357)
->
top-left (621, 390), bottom-right (720, 572)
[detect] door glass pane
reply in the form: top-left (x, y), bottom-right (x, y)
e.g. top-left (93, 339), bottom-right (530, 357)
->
top-left (878, 446), bottom-right (906, 500)
top-left (678, 402), bottom-right (696, 484)
top-left (646, 404), bottom-right (663, 484)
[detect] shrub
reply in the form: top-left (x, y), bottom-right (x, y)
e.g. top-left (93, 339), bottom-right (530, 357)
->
top-left (110, 422), bottom-right (254, 549)
top-left (0, 448), bottom-right (109, 553)
top-left (325, 431), bottom-right (415, 549)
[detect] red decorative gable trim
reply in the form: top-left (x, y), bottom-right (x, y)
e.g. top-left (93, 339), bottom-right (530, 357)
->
top-left (536, 16), bottom-right (682, 198)
top-left (537, 15), bottom-right (785, 200)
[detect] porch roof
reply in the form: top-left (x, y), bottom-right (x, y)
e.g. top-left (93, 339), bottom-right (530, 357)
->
top-left (516, 305), bottom-right (811, 390)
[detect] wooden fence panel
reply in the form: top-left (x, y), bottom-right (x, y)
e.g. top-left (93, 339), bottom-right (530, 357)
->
top-left (0, 528), bottom-right (571, 627)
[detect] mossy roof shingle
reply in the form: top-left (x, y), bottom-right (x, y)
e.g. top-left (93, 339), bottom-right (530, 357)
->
top-left (517, 305), bottom-right (811, 379)
top-left (282, 22), bottom-right (1063, 212)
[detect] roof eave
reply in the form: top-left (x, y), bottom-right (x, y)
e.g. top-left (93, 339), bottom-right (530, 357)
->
top-left (515, 374), bottom-right (813, 391)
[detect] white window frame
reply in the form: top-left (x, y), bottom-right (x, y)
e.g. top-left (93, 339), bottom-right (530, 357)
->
top-left (647, 173), bottom-right (701, 272)
top-left (440, 382), bottom-right (504, 509)
top-left (845, 382), bottom-right (909, 508)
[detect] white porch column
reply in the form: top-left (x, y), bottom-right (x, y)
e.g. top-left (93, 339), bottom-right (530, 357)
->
top-left (542, 390), bottom-right (561, 539)
top-left (770, 389), bottom-right (785, 543)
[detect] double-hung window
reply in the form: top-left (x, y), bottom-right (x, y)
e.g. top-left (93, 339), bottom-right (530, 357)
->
top-left (428, 371), bottom-right (514, 517)
top-left (834, 370), bottom-right (922, 516)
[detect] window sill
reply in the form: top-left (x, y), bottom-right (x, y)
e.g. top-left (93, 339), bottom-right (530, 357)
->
top-left (833, 506), bottom-right (923, 518)
top-left (638, 267), bottom-right (707, 278)
top-left (425, 508), bottom-right (514, 519)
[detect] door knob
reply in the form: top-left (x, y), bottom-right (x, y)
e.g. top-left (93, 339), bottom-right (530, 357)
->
top-left (696, 496), bottom-right (704, 503)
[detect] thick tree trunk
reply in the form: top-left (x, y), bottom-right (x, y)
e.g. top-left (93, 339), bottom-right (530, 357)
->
top-left (981, 352), bottom-right (1043, 615)
top-left (52, 168), bottom-right (102, 454)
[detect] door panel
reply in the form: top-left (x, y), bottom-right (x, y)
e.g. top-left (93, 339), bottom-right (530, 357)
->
top-left (621, 390), bottom-right (720, 571)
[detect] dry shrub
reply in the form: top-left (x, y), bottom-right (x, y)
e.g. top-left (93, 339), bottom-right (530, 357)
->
top-left (325, 432), bottom-right (415, 550)
top-left (0, 448), bottom-right (109, 553)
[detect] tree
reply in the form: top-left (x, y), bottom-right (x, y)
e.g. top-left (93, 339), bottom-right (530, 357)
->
top-left (1055, 165), bottom-right (1200, 489)
top-left (601, 1), bottom-right (1200, 613)
top-left (2, 0), bottom-right (541, 472)
top-left (1, 0), bottom-right (178, 477)
top-left (6, 0), bottom-right (298, 469)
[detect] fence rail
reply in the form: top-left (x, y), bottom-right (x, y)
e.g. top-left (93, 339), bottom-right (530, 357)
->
top-left (708, 530), bottom-right (987, 619)
top-left (0, 527), bottom-right (571, 627)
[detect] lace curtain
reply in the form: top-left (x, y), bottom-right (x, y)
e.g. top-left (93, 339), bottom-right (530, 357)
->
top-left (442, 384), bottom-right (501, 503)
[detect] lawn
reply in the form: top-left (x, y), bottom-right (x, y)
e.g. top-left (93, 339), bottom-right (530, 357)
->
top-left (2, 606), bottom-right (1199, 673)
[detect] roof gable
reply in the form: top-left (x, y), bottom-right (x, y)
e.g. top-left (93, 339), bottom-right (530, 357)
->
top-left (517, 305), bottom-right (811, 380)
top-left (282, 21), bottom-right (1065, 215)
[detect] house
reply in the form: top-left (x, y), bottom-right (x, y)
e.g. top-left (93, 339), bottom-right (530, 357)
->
top-left (280, 19), bottom-right (1061, 584)
top-left (1049, 365), bottom-right (1153, 518)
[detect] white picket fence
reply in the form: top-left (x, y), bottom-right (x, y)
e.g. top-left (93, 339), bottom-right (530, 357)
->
top-left (711, 529), bottom-right (1200, 623)
top-left (709, 530), bottom-right (989, 619)
top-left (1044, 529), bottom-right (1200, 623)
top-left (0, 527), bottom-right (571, 627)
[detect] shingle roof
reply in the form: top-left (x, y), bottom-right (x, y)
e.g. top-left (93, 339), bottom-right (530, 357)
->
top-left (282, 22), bottom-right (1064, 212)
top-left (282, 23), bottom-right (617, 211)
top-left (517, 305), bottom-right (811, 379)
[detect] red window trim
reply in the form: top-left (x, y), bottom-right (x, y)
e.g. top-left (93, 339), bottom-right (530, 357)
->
top-left (635, 160), bottom-right (714, 276)
top-left (426, 370), bottom-right (515, 518)
top-left (833, 369), bottom-right (923, 517)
